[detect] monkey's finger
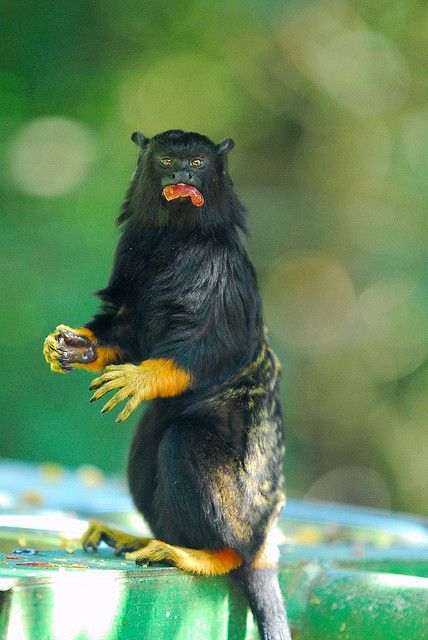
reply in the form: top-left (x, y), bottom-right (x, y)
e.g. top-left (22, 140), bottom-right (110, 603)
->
top-left (103, 364), bottom-right (125, 373)
top-left (89, 370), bottom-right (123, 390)
top-left (57, 325), bottom-right (93, 347)
top-left (90, 379), bottom-right (125, 403)
top-left (100, 388), bottom-right (129, 414)
top-left (116, 394), bottom-right (143, 423)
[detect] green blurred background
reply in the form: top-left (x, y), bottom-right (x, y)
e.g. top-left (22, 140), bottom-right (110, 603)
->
top-left (1, 0), bottom-right (427, 516)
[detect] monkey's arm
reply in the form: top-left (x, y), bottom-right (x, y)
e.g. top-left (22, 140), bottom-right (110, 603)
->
top-left (43, 243), bottom-right (138, 374)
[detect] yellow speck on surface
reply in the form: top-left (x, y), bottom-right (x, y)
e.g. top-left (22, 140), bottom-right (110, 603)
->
top-left (296, 526), bottom-right (322, 545)
top-left (39, 463), bottom-right (65, 484)
top-left (310, 596), bottom-right (321, 605)
top-left (17, 535), bottom-right (27, 547)
top-left (20, 489), bottom-right (44, 506)
top-left (77, 465), bottom-right (105, 488)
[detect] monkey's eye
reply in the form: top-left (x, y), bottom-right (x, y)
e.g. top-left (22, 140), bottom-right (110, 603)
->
top-left (160, 157), bottom-right (174, 168)
top-left (189, 157), bottom-right (205, 168)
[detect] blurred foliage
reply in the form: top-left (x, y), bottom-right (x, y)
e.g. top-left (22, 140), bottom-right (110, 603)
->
top-left (0, 0), bottom-right (427, 515)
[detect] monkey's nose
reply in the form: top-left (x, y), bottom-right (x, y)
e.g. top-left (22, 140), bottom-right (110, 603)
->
top-left (161, 171), bottom-right (201, 190)
top-left (171, 170), bottom-right (193, 183)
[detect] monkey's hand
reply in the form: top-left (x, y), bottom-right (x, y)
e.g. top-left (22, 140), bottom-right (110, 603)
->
top-left (89, 359), bottom-right (191, 422)
top-left (43, 325), bottom-right (97, 373)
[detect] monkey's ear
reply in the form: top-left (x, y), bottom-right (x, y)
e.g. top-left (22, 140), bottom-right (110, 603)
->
top-left (131, 131), bottom-right (149, 148)
top-left (216, 138), bottom-right (235, 154)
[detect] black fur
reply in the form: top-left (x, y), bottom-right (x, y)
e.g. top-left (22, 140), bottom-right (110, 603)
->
top-left (86, 130), bottom-right (290, 640)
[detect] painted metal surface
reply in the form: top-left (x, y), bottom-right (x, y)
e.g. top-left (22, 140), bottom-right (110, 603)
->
top-left (0, 511), bottom-right (427, 639)
top-left (0, 459), bottom-right (427, 639)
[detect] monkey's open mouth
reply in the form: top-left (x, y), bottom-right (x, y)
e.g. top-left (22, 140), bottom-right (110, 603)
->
top-left (162, 183), bottom-right (204, 207)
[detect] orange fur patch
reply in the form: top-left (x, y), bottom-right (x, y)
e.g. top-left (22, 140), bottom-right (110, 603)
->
top-left (126, 540), bottom-right (243, 576)
top-left (140, 358), bottom-right (191, 398)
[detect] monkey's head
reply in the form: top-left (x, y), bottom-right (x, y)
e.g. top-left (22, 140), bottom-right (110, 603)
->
top-left (124, 129), bottom-right (246, 233)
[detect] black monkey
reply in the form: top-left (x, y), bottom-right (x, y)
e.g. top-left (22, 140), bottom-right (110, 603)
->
top-left (43, 130), bottom-right (291, 640)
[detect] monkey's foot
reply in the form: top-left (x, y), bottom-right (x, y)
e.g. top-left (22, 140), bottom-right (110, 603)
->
top-left (89, 360), bottom-right (191, 423)
top-left (126, 540), bottom-right (243, 576)
top-left (43, 325), bottom-right (97, 373)
top-left (81, 519), bottom-right (152, 555)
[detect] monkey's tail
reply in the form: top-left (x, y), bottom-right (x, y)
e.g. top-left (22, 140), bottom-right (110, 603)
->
top-left (232, 564), bottom-right (292, 640)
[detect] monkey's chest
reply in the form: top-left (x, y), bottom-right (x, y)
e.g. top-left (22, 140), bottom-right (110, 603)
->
top-left (126, 260), bottom-right (212, 358)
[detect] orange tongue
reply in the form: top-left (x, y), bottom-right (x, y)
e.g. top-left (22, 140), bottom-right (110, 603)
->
top-left (162, 183), bottom-right (204, 207)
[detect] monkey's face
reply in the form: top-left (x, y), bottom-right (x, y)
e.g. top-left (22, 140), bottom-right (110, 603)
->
top-left (152, 139), bottom-right (216, 210)
top-left (156, 152), bottom-right (207, 207)
top-left (132, 130), bottom-right (235, 212)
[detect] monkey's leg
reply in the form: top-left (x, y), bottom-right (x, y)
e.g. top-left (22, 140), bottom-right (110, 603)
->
top-left (81, 519), bottom-right (152, 555)
top-left (43, 325), bottom-right (123, 373)
top-left (126, 540), bottom-right (243, 576)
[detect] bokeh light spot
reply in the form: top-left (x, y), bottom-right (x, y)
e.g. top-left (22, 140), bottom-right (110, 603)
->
top-left (310, 29), bottom-right (409, 116)
top-left (305, 466), bottom-right (391, 509)
top-left (350, 280), bottom-right (428, 380)
top-left (263, 255), bottom-right (356, 353)
top-left (10, 117), bottom-right (96, 197)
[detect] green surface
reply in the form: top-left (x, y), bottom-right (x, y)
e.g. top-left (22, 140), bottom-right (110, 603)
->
top-left (1, 0), bottom-right (428, 518)
top-left (2, 471), bottom-right (428, 638)
top-left (293, 568), bottom-right (428, 640)
top-left (1, 498), bottom-right (428, 638)
top-left (1, 546), bottom-right (427, 640)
